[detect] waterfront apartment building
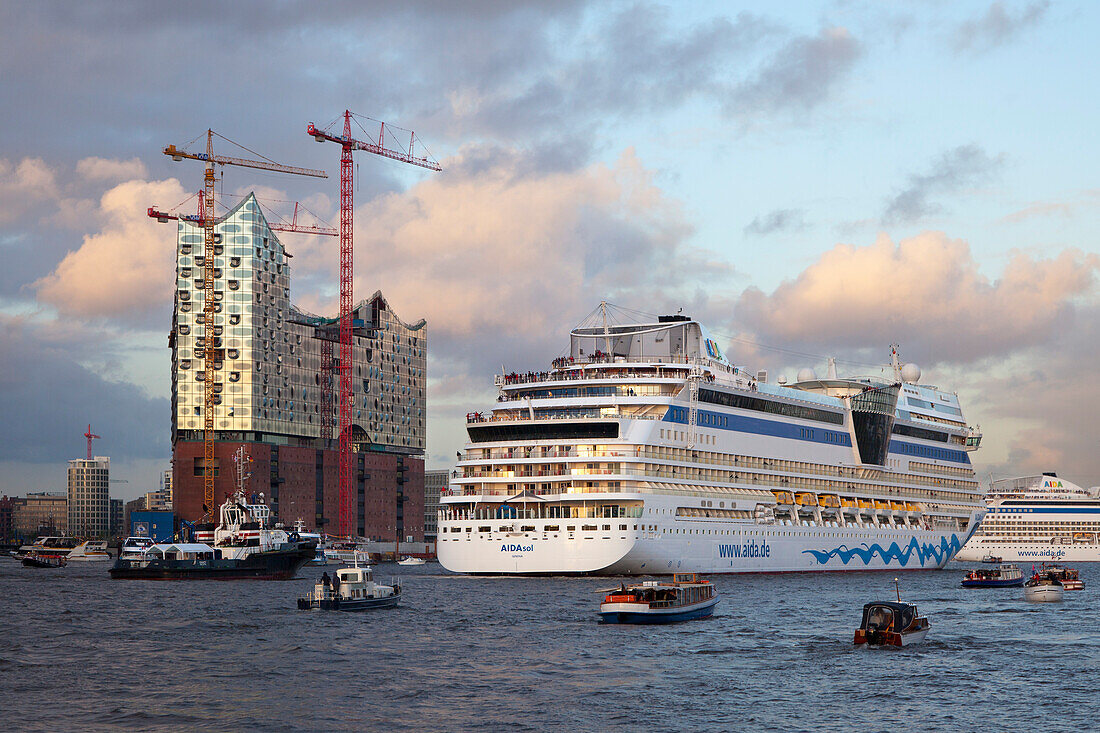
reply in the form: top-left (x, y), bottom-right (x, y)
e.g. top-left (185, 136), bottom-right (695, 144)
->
top-left (68, 456), bottom-right (110, 538)
top-left (109, 498), bottom-right (124, 539)
top-left (0, 495), bottom-right (13, 543)
top-left (424, 469), bottom-right (449, 542)
top-left (12, 492), bottom-right (67, 539)
top-left (170, 194), bottom-right (426, 539)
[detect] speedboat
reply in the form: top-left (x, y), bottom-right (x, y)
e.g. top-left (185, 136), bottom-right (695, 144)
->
top-left (1024, 574), bottom-right (1064, 602)
top-left (961, 563), bottom-right (1024, 588)
top-left (67, 540), bottom-right (112, 562)
top-left (296, 564), bottom-right (401, 611)
top-left (598, 573), bottom-right (719, 624)
top-left (1039, 565), bottom-right (1084, 590)
top-left (397, 556), bottom-right (426, 566)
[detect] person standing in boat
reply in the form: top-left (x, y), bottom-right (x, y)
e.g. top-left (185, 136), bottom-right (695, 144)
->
top-left (332, 572), bottom-right (342, 596)
top-left (321, 571), bottom-right (330, 589)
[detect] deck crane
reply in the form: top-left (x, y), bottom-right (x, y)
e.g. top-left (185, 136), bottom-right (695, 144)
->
top-left (306, 111), bottom-right (441, 537)
top-left (164, 130), bottom-right (328, 521)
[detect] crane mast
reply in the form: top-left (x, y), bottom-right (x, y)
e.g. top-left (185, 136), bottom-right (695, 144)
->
top-left (164, 130), bottom-right (328, 520)
top-left (307, 111), bottom-right (440, 538)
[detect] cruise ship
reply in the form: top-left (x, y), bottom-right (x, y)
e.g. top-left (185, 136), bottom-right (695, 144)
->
top-left (955, 473), bottom-right (1100, 563)
top-left (437, 307), bottom-right (986, 574)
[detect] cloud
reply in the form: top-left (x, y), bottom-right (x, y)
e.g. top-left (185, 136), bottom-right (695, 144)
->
top-left (290, 144), bottom-right (730, 376)
top-left (76, 156), bottom-right (148, 182)
top-left (952, 1), bottom-right (1050, 54)
top-left (34, 177), bottom-right (186, 325)
top-left (744, 208), bottom-right (808, 236)
top-left (883, 145), bottom-right (1005, 224)
top-left (728, 26), bottom-right (861, 116)
top-left (0, 157), bottom-right (58, 223)
top-left (999, 189), bottom-right (1100, 223)
top-left (735, 231), bottom-right (1099, 363)
top-left (0, 314), bottom-right (170, 464)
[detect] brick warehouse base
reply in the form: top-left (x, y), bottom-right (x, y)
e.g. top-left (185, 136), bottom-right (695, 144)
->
top-left (172, 441), bottom-right (424, 541)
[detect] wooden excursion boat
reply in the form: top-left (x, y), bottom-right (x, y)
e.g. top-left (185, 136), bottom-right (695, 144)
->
top-left (961, 563), bottom-right (1024, 588)
top-left (1039, 565), bottom-right (1083, 590)
top-left (598, 573), bottom-right (719, 624)
top-left (22, 552), bottom-right (67, 569)
top-left (854, 580), bottom-right (929, 647)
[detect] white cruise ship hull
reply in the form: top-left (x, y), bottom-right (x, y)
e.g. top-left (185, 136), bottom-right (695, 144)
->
top-left (955, 542), bottom-right (1100, 564)
top-left (439, 500), bottom-right (982, 575)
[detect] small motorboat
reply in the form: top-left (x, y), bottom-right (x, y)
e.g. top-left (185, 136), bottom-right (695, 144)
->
top-left (397, 556), bottom-right (426, 566)
top-left (961, 563), bottom-right (1024, 588)
top-left (598, 573), bottom-right (719, 624)
top-left (981, 554), bottom-right (1003, 564)
top-left (1039, 565), bottom-right (1084, 591)
top-left (854, 580), bottom-right (929, 647)
top-left (1024, 574), bottom-right (1064, 602)
top-left (22, 552), bottom-right (67, 569)
top-left (297, 564), bottom-right (401, 611)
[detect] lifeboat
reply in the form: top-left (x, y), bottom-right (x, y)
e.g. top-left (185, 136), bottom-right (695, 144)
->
top-left (795, 492), bottom-right (818, 506)
top-left (857, 499), bottom-right (874, 510)
top-left (773, 491), bottom-right (795, 507)
top-left (874, 500), bottom-right (891, 511)
top-left (818, 494), bottom-right (841, 508)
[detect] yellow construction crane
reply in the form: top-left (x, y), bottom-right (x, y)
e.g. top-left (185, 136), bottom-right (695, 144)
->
top-left (164, 130), bottom-right (327, 520)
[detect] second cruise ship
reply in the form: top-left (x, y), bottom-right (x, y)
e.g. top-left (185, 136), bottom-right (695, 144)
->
top-left (438, 306), bottom-right (986, 575)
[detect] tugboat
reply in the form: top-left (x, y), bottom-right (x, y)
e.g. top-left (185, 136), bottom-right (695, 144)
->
top-left (961, 563), bottom-right (1024, 588)
top-left (854, 579), bottom-right (929, 647)
top-left (598, 573), bottom-right (719, 624)
top-left (1024, 573), bottom-right (1064, 602)
top-left (109, 490), bottom-right (315, 580)
top-left (297, 563), bottom-right (401, 611)
top-left (1040, 564), bottom-right (1084, 590)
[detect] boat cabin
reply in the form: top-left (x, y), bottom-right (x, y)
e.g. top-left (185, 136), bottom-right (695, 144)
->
top-left (860, 601), bottom-right (916, 634)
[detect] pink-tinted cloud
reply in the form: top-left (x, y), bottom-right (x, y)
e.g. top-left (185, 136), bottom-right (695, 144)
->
top-left (735, 231), bottom-right (1099, 362)
top-left (75, 156), bottom-right (148, 182)
top-left (0, 157), bottom-right (58, 223)
top-left (34, 177), bottom-right (186, 323)
top-left (290, 146), bottom-right (718, 346)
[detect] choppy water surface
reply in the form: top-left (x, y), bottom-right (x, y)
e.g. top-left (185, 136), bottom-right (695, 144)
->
top-left (3, 561), bottom-right (1098, 732)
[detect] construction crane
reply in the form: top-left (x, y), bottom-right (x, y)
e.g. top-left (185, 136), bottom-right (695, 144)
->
top-left (164, 130), bottom-right (328, 521)
top-left (306, 111), bottom-right (441, 537)
top-left (148, 196), bottom-right (337, 237)
top-left (83, 424), bottom-right (101, 460)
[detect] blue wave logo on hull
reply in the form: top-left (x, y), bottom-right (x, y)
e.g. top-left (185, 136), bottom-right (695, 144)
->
top-left (802, 534), bottom-right (962, 567)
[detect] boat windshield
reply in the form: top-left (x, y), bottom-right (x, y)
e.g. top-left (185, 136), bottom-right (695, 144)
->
top-left (861, 602), bottom-right (914, 632)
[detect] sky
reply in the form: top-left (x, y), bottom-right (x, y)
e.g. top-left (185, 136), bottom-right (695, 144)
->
top-left (1, 0), bottom-right (1098, 500)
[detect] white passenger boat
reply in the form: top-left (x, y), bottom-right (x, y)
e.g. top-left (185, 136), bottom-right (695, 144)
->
top-left (957, 474), bottom-right (1100, 563)
top-left (119, 536), bottom-right (155, 560)
top-left (438, 305), bottom-right (985, 575)
top-left (599, 573), bottom-right (718, 624)
top-left (397, 556), bottom-right (426, 566)
top-left (67, 540), bottom-right (112, 562)
top-left (15, 536), bottom-right (80, 560)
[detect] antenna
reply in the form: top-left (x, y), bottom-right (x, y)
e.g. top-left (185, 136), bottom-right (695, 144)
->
top-left (894, 577), bottom-right (901, 602)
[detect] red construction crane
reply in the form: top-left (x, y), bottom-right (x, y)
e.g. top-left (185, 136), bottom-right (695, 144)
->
top-left (306, 111), bottom-right (440, 537)
top-left (83, 424), bottom-right (101, 460)
top-left (164, 130), bottom-right (328, 520)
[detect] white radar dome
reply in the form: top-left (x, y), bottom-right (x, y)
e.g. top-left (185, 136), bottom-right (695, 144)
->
top-left (901, 363), bottom-right (921, 384)
top-left (797, 368), bottom-right (817, 382)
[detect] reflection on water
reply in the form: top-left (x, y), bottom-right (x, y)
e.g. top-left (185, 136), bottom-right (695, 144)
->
top-left (3, 561), bottom-right (1098, 732)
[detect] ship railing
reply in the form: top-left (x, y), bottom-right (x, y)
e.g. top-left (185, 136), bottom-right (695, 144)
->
top-left (466, 411), bottom-right (663, 424)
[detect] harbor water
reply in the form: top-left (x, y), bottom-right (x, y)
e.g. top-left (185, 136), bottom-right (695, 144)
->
top-left (3, 561), bottom-right (1099, 732)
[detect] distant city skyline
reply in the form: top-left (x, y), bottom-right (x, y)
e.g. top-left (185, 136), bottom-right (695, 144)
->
top-left (2, 1), bottom-right (1099, 498)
